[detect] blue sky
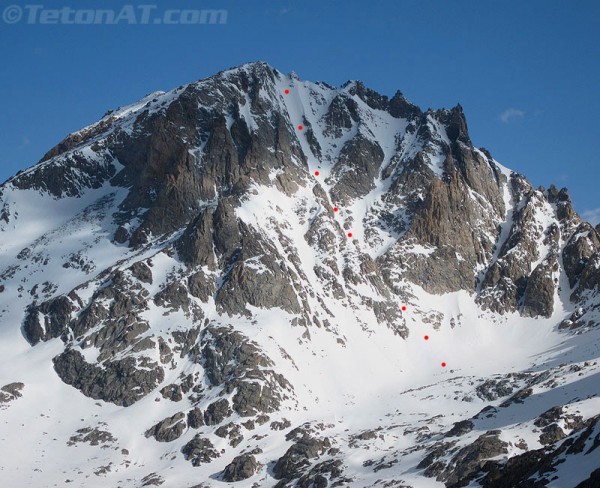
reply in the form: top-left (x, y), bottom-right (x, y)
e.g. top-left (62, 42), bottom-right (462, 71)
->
top-left (1, 0), bottom-right (599, 220)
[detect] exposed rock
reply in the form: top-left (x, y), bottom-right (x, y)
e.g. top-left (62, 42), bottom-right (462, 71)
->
top-left (23, 296), bottom-right (74, 345)
top-left (446, 420), bottom-right (474, 438)
top-left (187, 407), bottom-right (205, 429)
top-left (53, 349), bottom-right (164, 407)
top-left (353, 429), bottom-right (379, 441)
top-left (522, 256), bottom-right (557, 318)
top-left (187, 271), bottom-right (215, 302)
top-left (230, 379), bottom-right (283, 417)
top-left (574, 252), bottom-right (600, 299)
top-left (157, 337), bottom-right (173, 365)
top-left (160, 384), bottom-right (183, 402)
top-left (215, 230), bottom-right (303, 316)
top-left (141, 473), bottom-right (164, 486)
top-left (481, 448), bottom-right (550, 488)
top-left (154, 282), bottom-right (191, 313)
top-left (500, 387), bottom-right (533, 407)
top-left (323, 94), bottom-right (358, 138)
top-left (478, 180), bottom-right (551, 314)
top-left (130, 261), bottom-right (153, 284)
top-left (200, 327), bottom-right (269, 384)
top-left (222, 454), bottom-right (259, 482)
top-left (199, 326), bottom-right (291, 416)
top-left (298, 459), bottom-right (346, 487)
top-left (330, 133), bottom-right (384, 202)
top-left (181, 435), bottom-right (220, 466)
top-left (11, 150), bottom-right (116, 198)
top-left (273, 435), bottom-right (331, 482)
top-left (67, 426), bottom-right (116, 447)
top-left (534, 406), bottom-right (563, 427)
top-left (215, 422), bottom-right (244, 447)
top-left (481, 416), bottom-right (600, 487)
top-left (172, 326), bottom-right (201, 359)
top-left (399, 144), bottom-right (505, 295)
top-left (0, 382), bottom-right (24, 405)
top-left (539, 424), bottom-right (566, 446)
top-left (271, 418), bottom-right (292, 431)
top-left (203, 398), bottom-right (232, 426)
top-left (113, 225), bottom-right (130, 244)
top-left (417, 441), bottom-right (457, 471)
top-left (145, 412), bottom-right (186, 442)
top-left (475, 377), bottom-right (517, 401)
top-left (438, 431), bottom-right (508, 487)
top-left (575, 468), bottom-right (600, 488)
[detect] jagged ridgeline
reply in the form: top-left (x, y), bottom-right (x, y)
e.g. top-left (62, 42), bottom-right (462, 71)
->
top-left (0, 62), bottom-right (599, 487)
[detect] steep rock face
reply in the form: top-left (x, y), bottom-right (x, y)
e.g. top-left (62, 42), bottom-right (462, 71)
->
top-left (107, 64), bottom-right (308, 245)
top-left (23, 296), bottom-right (75, 345)
top-left (404, 148), bottom-right (505, 293)
top-left (330, 133), bottom-right (385, 203)
top-left (1, 62), bottom-right (600, 487)
top-left (477, 180), bottom-right (570, 316)
top-left (5, 62), bottom-right (593, 317)
top-left (522, 255), bottom-right (558, 318)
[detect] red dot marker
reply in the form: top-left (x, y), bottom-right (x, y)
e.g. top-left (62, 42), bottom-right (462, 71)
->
top-left (347, 232), bottom-right (353, 238)
top-left (401, 306), bottom-right (407, 311)
top-left (424, 335), bottom-right (429, 341)
top-left (314, 171), bottom-right (320, 176)
top-left (298, 125), bottom-right (303, 130)
top-left (441, 362), bottom-right (447, 368)
top-left (333, 207), bottom-right (339, 212)
top-left (284, 89), bottom-right (290, 94)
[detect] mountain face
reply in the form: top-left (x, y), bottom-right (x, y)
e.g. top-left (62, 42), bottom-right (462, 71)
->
top-left (1, 61), bottom-right (600, 487)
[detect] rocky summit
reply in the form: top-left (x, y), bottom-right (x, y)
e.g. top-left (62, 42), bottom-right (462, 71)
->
top-left (1, 62), bottom-right (599, 487)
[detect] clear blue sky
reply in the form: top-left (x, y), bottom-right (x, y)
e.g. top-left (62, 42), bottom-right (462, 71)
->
top-left (1, 0), bottom-right (599, 220)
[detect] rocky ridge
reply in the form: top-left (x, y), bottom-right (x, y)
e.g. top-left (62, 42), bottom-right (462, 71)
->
top-left (0, 62), bottom-right (599, 487)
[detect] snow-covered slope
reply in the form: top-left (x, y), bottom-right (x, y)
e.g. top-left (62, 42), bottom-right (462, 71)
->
top-left (1, 62), bottom-right (599, 488)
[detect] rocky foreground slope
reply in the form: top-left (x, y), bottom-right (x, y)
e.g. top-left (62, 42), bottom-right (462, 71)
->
top-left (1, 62), bottom-right (599, 487)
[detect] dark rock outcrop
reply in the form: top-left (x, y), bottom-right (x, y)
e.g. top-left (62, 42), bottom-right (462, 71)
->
top-left (53, 349), bottom-right (164, 407)
top-left (23, 296), bottom-right (74, 345)
top-left (446, 420), bottom-right (474, 438)
top-left (199, 326), bottom-right (291, 416)
top-left (273, 434), bottom-right (331, 482)
top-left (187, 407), bottom-right (205, 429)
top-left (145, 412), bottom-right (187, 442)
top-left (181, 435), bottom-right (220, 466)
top-left (203, 398), bottom-right (232, 426)
top-left (437, 431), bottom-right (508, 487)
top-left (222, 453), bottom-right (259, 482)
top-left (0, 382), bottom-right (24, 405)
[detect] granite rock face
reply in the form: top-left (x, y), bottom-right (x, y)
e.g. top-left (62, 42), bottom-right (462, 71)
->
top-left (222, 453), bottom-right (260, 482)
top-left (1, 62), bottom-right (599, 487)
top-left (7, 62), bottom-right (597, 326)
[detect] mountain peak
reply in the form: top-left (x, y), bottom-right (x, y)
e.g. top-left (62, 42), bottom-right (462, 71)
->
top-left (220, 60), bottom-right (275, 75)
top-left (1, 64), bottom-right (599, 488)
